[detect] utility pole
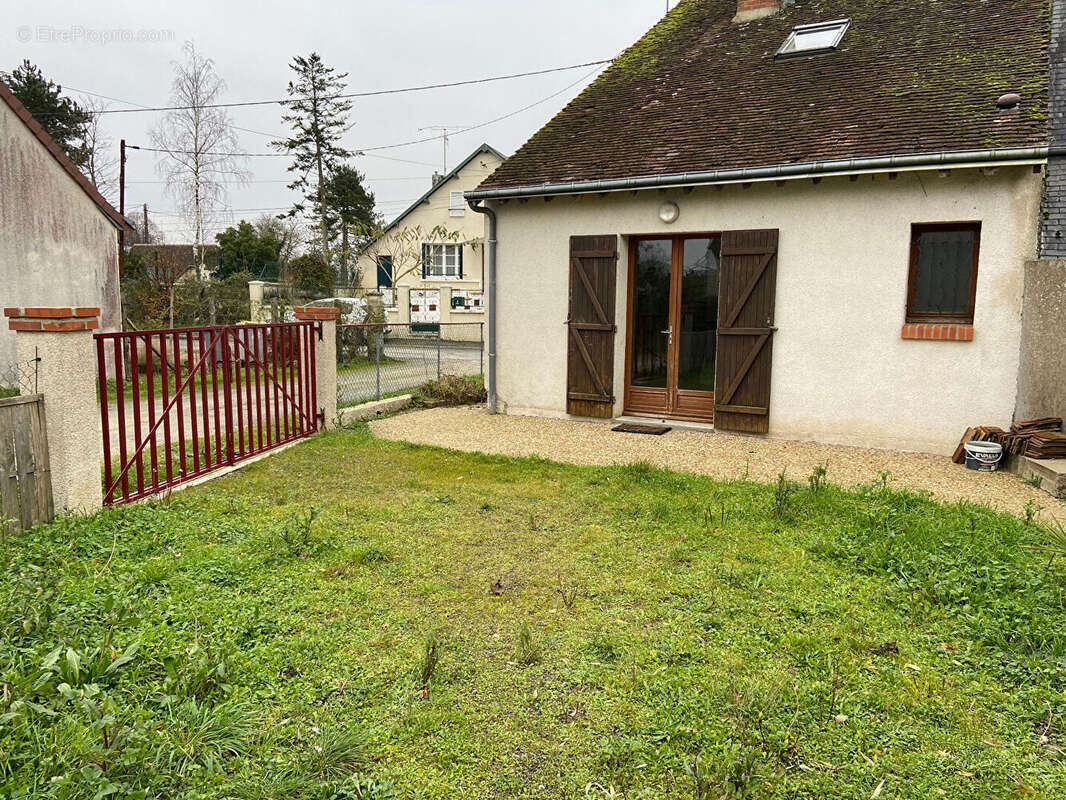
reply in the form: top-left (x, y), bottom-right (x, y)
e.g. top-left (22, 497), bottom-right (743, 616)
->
top-left (119, 138), bottom-right (126, 276)
top-left (143, 203), bottom-right (149, 243)
top-left (418, 126), bottom-right (467, 173)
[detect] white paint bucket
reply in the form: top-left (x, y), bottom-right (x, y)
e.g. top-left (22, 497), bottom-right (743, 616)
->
top-left (964, 441), bottom-right (1003, 472)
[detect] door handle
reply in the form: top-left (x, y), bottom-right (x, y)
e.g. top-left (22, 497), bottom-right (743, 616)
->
top-left (660, 326), bottom-right (673, 345)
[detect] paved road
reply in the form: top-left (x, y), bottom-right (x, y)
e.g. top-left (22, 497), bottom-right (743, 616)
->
top-left (337, 340), bottom-right (483, 406)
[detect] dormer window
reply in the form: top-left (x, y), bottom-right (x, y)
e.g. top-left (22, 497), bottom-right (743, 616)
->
top-left (776, 19), bottom-right (851, 59)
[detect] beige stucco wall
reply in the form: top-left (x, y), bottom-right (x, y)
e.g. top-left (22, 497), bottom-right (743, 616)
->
top-left (0, 98), bottom-right (121, 372)
top-left (357, 148), bottom-right (504, 298)
top-left (488, 167), bottom-right (1043, 455)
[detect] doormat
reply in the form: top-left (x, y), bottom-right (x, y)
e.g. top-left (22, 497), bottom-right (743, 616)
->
top-left (612, 423), bottom-right (672, 436)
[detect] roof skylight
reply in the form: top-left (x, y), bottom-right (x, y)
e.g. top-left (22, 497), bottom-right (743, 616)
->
top-left (776, 19), bottom-right (851, 59)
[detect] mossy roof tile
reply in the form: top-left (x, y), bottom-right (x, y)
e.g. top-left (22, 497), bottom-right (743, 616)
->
top-left (477, 0), bottom-right (1051, 192)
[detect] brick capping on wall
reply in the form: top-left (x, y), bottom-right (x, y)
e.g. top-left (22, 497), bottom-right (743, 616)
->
top-left (900, 323), bottom-right (975, 342)
top-left (293, 306), bottom-right (341, 322)
top-left (5, 307), bottom-right (100, 332)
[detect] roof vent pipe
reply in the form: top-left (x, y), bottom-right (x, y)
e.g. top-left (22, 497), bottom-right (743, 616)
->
top-left (734, 0), bottom-right (785, 23)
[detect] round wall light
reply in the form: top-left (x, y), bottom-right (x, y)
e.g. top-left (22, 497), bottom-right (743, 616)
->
top-left (658, 201), bottom-right (680, 225)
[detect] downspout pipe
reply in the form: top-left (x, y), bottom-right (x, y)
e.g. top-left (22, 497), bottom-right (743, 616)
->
top-left (468, 199), bottom-right (497, 414)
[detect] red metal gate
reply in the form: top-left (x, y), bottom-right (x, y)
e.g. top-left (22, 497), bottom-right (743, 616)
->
top-left (95, 322), bottom-right (319, 505)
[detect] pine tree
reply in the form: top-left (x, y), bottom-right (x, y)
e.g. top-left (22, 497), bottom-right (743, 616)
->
top-left (323, 164), bottom-right (376, 283)
top-left (3, 60), bottom-right (91, 168)
top-left (272, 53), bottom-right (353, 268)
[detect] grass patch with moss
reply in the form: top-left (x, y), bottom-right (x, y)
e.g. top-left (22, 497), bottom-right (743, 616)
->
top-left (3, 430), bottom-right (1066, 798)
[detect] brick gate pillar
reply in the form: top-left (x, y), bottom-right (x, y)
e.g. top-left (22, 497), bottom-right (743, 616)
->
top-left (294, 307), bottom-right (339, 430)
top-left (4, 306), bottom-right (103, 513)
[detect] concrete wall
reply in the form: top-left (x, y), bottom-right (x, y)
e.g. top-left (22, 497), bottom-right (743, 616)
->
top-left (0, 98), bottom-right (121, 371)
top-left (488, 167), bottom-right (1043, 454)
top-left (356, 149), bottom-right (504, 299)
top-left (1015, 259), bottom-right (1066, 422)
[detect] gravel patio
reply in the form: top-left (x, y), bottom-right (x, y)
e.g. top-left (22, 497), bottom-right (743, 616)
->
top-left (371, 406), bottom-right (1066, 524)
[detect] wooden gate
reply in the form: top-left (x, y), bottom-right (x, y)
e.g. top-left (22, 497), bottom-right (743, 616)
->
top-left (567, 236), bottom-right (619, 418)
top-left (0, 395), bottom-right (53, 534)
top-left (714, 229), bottom-right (779, 434)
top-left (95, 322), bottom-right (319, 505)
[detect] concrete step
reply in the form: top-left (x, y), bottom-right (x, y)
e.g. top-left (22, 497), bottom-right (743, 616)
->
top-left (1006, 454), bottom-right (1066, 499)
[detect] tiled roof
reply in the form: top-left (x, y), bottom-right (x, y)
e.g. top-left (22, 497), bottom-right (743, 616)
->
top-left (0, 80), bottom-right (132, 232)
top-left (477, 0), bottom-right (1051, 193)
top-left (381, 143), bottom-right (505, 234)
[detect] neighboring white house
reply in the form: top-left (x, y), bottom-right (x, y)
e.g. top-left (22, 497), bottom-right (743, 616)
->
top-left (0, 80), bottom-right (132, 379)
top-left (466, 0), bottom-right (1061, 455)
top-left (357, 144), bottom-right (504, 339)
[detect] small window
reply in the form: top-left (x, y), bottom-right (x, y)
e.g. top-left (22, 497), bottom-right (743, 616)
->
top-left (906, 223), bottom-right (981, 324)
top-left (376, 255), bottom-right (393, 288)
top-left (422, 243), bottom-right (463, 279)
top-left (449, 191), bottom-right (465, 217)
top-left (776, 19), bottom-right (850, 58)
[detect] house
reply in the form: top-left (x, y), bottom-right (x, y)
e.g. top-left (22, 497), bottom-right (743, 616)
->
top-left (357, 144), bottom-right (504, 338)
top-left (466, 0), bottom-right (1066, 455)
top-left (0, 80), bottom-right (132, 375)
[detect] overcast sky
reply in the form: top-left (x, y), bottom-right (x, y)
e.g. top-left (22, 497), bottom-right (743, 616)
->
top-left (9, 0), bottom-right (679, 241)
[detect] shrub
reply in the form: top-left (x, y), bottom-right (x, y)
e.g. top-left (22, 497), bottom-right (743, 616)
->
top-left (417, 374), bottom-right (486, 406)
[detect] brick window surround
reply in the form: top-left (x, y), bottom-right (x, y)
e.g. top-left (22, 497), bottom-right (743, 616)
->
top-left (900, 323), bottom-right (974, 342)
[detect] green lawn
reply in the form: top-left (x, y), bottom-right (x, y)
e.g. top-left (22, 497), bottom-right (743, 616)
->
top-left (3, 428), bottom-right (1066, 798)
top-left (338, 354), bottom-right (402, 374)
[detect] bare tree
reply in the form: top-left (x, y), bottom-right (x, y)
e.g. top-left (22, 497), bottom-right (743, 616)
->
top-left (124, 209), bottom-right (166, 245)
top-left (151, 41), bottom-right (248, 282)
top-left (359, 223), bottom-right (478, 287)
top-left (254, 214), bottom-right (303, 272)
top-left (80, 96), bottom-right (118, 204)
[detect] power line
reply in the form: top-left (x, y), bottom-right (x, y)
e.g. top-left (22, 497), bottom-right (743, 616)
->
top-left (87, 60), bottom-right (614, 115)
top-left (124, 62), bottom-right (606, 160)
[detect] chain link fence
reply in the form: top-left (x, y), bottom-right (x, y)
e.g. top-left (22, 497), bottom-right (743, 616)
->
top-left (0, 354), bottom-right (40, 398)
top-left (336, 323), bottom-right (484, 408)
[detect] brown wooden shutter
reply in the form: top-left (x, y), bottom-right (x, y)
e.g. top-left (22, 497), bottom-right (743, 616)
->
top-left (567, 235), bottom-right (618, 418)
top-left (714, 229), bottom-right (779, 434)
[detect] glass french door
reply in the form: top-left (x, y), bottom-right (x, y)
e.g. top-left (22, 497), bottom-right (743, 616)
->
top-left (625, 235), bottom-right (721, 421)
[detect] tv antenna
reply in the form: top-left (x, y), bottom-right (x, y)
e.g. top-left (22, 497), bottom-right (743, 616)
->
top-left (418, 126), bottom-right (468, 173)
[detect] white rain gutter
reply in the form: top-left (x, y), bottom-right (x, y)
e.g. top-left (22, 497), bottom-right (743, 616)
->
top-left (465, 147), bottom-right (1050, 201)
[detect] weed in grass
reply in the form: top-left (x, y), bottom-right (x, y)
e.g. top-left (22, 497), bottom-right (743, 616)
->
top-left (584, 633), bottom-right (622, 663)
top-left (355, 546), bottom-right (391, 565)
top-left (419, 631), bottom-right (440, 697)
top-left (308, 725), bottom-right (368, 778)
top-left (274, 507), bottom-right (326, 559)
top-left (771, 472), bottom-right (800, 521)
top-left (687, 742), bottom-right (764, 800)
top-left (556, 579), bottom-right (582, 610)
top-left (157, 700), bottom-right (256, 774)
top-left (1025, 475), bottom-right (1045, 490)
top-left (161, 645), bottom-right (232, 704)
top-left (808, 462), bottom-right (829, 493)
top-left (1024, 499), bottom-right (1045, 525)
top-left (515, 622), bottom-right (541, 666)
